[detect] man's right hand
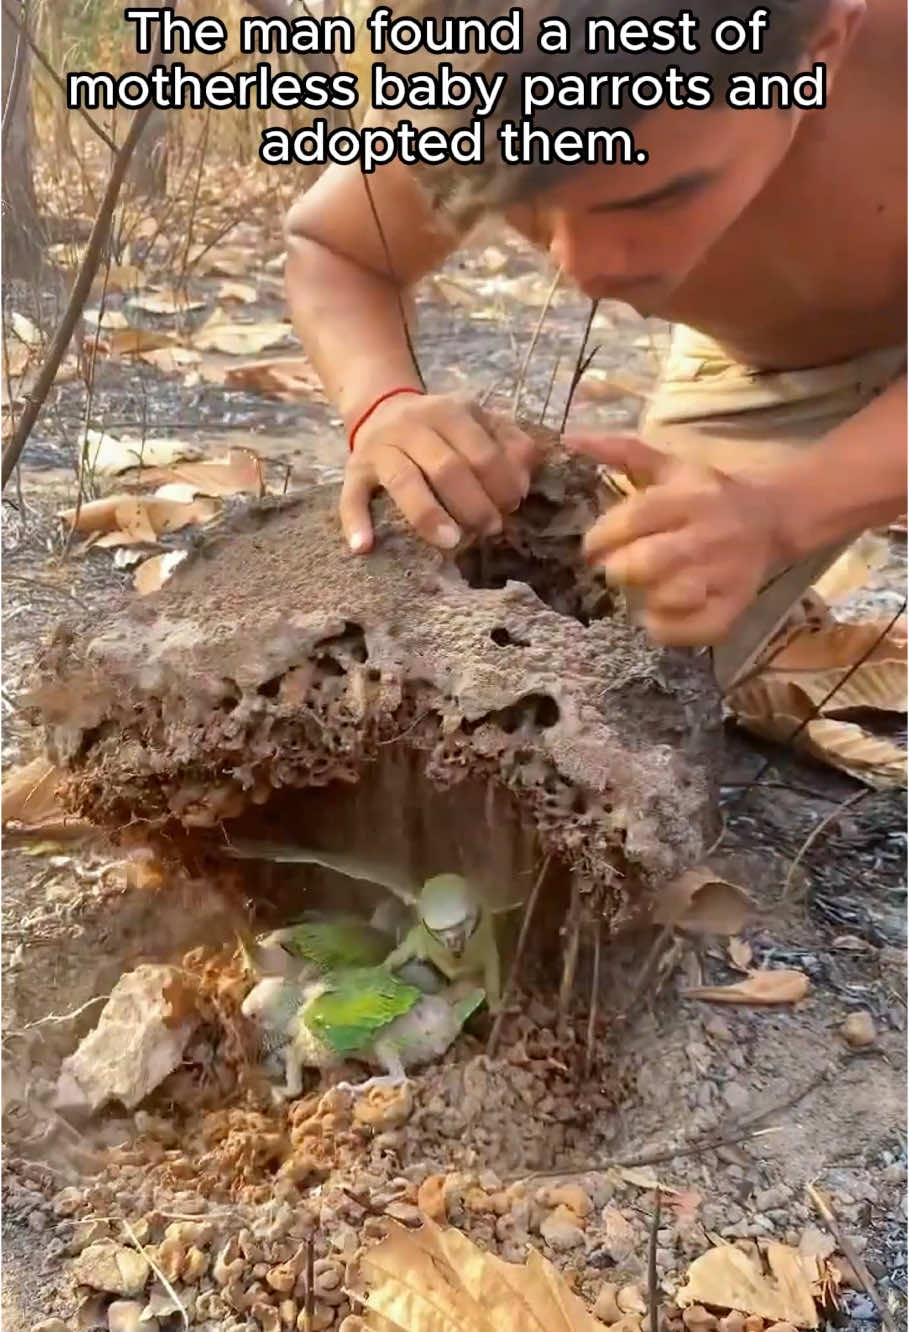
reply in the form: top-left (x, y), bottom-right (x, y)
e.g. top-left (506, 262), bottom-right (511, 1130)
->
top-left (340, 392), bottom-right (540, 554)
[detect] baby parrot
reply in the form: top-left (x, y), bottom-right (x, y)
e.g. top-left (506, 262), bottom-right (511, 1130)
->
top-left (382, 873), bottom-right (502, 1012)
top-left (240, 966), bottom-right (485, 1097)
top-left (224, 841), bottom-right (505, 1011)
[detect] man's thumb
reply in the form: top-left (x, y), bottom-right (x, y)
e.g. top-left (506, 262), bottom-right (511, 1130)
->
top-left (563, 432), bottom-right (670, 485)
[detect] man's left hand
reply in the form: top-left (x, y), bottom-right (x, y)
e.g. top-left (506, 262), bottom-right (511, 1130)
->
top-left (566, 432), bottom-right (790, 647)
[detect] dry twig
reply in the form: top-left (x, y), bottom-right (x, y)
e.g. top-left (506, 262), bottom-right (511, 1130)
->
top-left (512, 266), bottom-right (562, 417)
top-left (806, 1184), bottom-right (897, 1332)
top-left (648, 1188), bottom-right (662, 1332)
top-left (783, 788), bottom-right (868, 898)
top-left (486, 855), bottom-right (550, 1057)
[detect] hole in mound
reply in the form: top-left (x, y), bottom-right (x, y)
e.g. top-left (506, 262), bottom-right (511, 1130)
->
top-left (490, 626), bottom-right (530, 649)
top-left (461, 692), bottom-right (561, 736)
top-left (455, 521), bottom-right (615, 626)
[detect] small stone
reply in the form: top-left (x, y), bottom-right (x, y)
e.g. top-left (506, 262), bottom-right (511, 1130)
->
top-left (797, 1225), bottom-right (835, 1260)
top-left (704, 1015), bottom-right (732, 1042)
top-left (540, 1205), bottom-right (586, 1251)
top-left (352, 1083), bottom-right (413, 1130)
top-left (52, 1187), bottom-right (85, 1218)
top-left (682, 1307), bottom-right (717, 1331)
top-left (28, 1211), bottom-right (48, 1232)
top-left (182, 1246), bottom-right (210, 1282)
top-left (850, 1295), bottom-right (877, 1320)
top-left (154, 1239), bottom-right (184, 1284)
top-left (840, 1012), bottom-right (876, 1048)
top-left (593, 1283), bottom-right (622, 1324)
top-left (617, 1285), bottom-right (647, 1316)
top-left (31, 1321), bottom-right (68, 1332)
top-left (384, 1202), bottom-right (422, 1227)
top-left (722, 1082), bottom-right (750, 1112)
top-left (416, 1174), bottom-right (447, 1222)
top-left (743, 1317), bottom-right (764, 1332)
top-left (657, 1248), bottom-right (676, 1269)
top-left (536, 1184), bottom-right (592, 1218)
top-left (753, 1186), bottom-right (788, 1212)
top-left (71, 1243), bottom-right (150, 1297)
top-left (718, 1315), bottom-right (745, 1332)
top-left (108, 1300), bottom-right (158, 1332)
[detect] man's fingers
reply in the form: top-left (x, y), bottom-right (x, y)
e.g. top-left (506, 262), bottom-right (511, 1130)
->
top-left (601, 532), bottom-right (701, 590)
top-left (642, 596), bottom-right (740, 647)
top-left (583, 489), bottom-right (690, 562)
top-left (339, 463), bottom-right (376, 554)
top-left (565, 432), bottom-right (673, 486)
top-left (397, 430), bottom-right (503, 536)
top-left (445, 410), bottom-right (526, 516)
top-left (374, 445), bottom-right (464, 549)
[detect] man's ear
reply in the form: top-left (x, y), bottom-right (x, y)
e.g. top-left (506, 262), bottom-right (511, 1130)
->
top-left (808, 0), bottom-right (867, 90)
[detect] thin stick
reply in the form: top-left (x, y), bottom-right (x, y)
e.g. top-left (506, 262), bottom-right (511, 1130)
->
top-left (512, 266), bottom-right (561, 418)
top-left (783, 788), bottom-right (867, 898)
top-left (648, 1188), bottom-right (662, 1332)
top-left (1, 101), bottom-right (156, 489)
top-left (539, 354), bottom-right (561, 426)
top-left (559, 299), bottom-right (599, 433)
top-left (486, 855), bottom-right (550, 1057)
top-left (806, 1184), bottom-right (897, 1332)
top-left (585, 918), bottom-right (602, 1076)
top-left (123, 1219), bottom-right (189, 1330)
top-left (616, 924), bottom-right (673, 1023)
top-left (558, 880), bottom-right (583, 1014)
top-left (303, 1236), bottom-right (315, 1332)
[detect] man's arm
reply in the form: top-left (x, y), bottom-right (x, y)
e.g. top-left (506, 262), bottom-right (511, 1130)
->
top-left (566, 374), bottom-right (907, 647)
top-left (284, 149), bottom-right (536, 553)
top-left (773, 374), bottom-right (907, 560)
top-left (284, 150), bottom-right (456, 433)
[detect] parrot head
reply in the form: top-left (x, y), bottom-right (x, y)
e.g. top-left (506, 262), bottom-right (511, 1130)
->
top-left (419, 873), bottom-right (481, 958)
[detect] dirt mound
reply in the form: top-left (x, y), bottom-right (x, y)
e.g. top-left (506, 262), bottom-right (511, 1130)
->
top-left (26, 449), bottom-right (722, 926)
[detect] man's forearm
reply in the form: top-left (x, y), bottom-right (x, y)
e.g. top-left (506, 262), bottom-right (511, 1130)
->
top-left (284, 233), bottom-right (421, 434)
top-left (770, 374), bottom-right (907, 561)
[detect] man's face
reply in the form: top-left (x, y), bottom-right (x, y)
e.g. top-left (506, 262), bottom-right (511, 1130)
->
top-left (531, 104), bottom-right (801, 312)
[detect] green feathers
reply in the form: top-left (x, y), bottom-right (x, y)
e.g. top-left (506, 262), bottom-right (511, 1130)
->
top-left (304, 968), bottom-right (423, 1055)
top-left (272, 915), bottom-right (392, 972)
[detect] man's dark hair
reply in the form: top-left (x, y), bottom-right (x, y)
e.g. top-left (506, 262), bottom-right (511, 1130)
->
top-left (383, 0), bottom-right (831, 224)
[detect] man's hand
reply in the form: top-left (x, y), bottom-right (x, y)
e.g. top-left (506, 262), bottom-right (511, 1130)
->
top-left (341, 393), bottom-right (538, 554)
top-left (566, 433), bottom-right (790, 647)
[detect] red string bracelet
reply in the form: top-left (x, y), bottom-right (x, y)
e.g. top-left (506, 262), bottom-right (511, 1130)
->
top-left (348, 387), bottom-right (424, 452)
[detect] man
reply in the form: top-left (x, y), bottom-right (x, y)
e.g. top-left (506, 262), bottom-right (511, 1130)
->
top-left (283, 0), bottom-right (906, 685)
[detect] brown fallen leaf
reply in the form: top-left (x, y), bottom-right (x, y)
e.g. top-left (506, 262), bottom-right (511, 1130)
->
top-left (60, 495), bottom-right (218, 540)
top-left (2, 756), bottom-right (63, 828)
top-left (685, 969), bottom-right (810, 1006)
top-left (136, 346), bottom-right (202, 374)
top-left (10, 311), bottom-right (42, 346)
top-left (102, 327), bottom-right (181, 357)
top-left (217, 280), bottom-right (258, 304)
top-left (128, 290), bottom-right (206, 315)
top-left (191, 311), bottom-right (293, 356)
top-left (157, 447), bottom-right (264, 498)
top-left (348, 1218), bottom-right (605, 1331)
top-left (677, 1242), bottom-right (823, 1328)
top-left (134, 551), bottom-right (188, 595)
top-left (654, 867), bottom-right (752, 937)
top-left (223, 355), bottom-right (325, 401)
top-left (728, 937), bottom-right (753, 971)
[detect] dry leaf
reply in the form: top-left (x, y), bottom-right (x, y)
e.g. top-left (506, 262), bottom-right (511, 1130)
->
top-left (217, 280), bottom-right (258, 304)
top-left (191, 311), bottom-right (293, 356)
top-left (2, 340), bottom-right (31, 376)
top-left (728, 937), bottom-right (753, 971)
top-left (2, 757), bottom-right (62, 828)
top-left (128, 290), bottom-right (206, 315)
top-left (84, 308), bottom-right (131, 330)
top-left (798, 718), bottom-right (906, 789)
top-left (134, 551), bottom-right (188, 595)
top-left (348, 1218), bottom-right (605, 1331)
top-left (78, 429), bottom-right (198, 476)
top-left (223, 355), bottom-right (325, 401)
top-left (137, 346), bottom-right (202, 374)
top-left (654, 868), bottom-right (752, 936)
top-left (161, 447), bottom-right (264, 497)
top-left (685, 969), bottom-right (810, 1006)
top-left (61, 495), bottom-right (218, 540)
top-left (10, 312), bottom-right (42, 345)
top-left (103, 327), bottom-right (181, 357)
top-left (677, 1242), bottom-right (823, 1328)
top-left (812, 535), bottom-right (888, 603)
